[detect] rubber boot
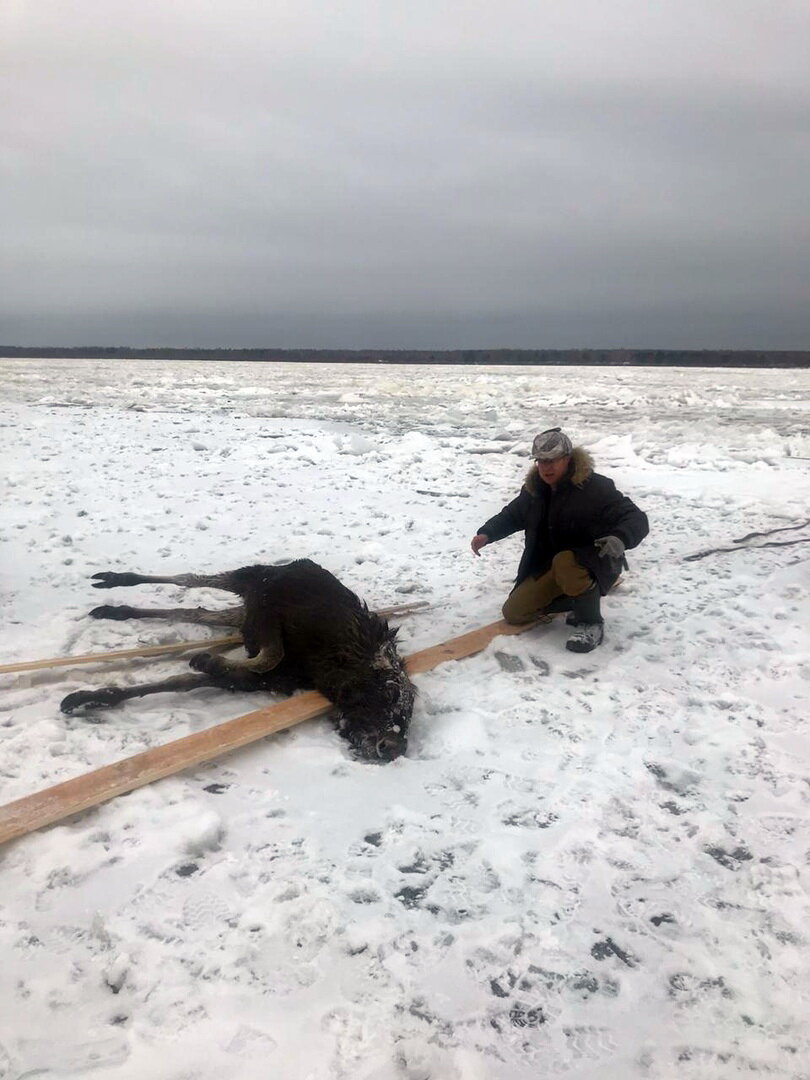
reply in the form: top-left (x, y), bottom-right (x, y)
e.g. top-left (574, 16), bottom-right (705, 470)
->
top-left (565, 584), bottom-right (604, 653)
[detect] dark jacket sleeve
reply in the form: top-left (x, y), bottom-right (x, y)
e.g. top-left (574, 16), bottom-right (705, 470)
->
top-left (595, 479), bottom-right (649, 550)
top-left (479, 489), bottom-right (531, 543)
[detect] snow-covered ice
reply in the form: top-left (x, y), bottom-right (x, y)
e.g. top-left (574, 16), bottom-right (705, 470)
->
top-left (1, 359), bottom-right (808, 1079)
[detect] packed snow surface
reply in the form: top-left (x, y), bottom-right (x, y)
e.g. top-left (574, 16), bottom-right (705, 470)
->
top-left (1, 359), bottom-right (809, 1080)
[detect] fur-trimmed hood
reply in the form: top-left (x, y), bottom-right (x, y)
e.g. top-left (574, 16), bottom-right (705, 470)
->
top-left (523, 446), bottom-right (594, 495)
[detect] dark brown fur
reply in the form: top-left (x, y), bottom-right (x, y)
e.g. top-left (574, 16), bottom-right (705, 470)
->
top-left (61, 559), bottom-right (415, 761)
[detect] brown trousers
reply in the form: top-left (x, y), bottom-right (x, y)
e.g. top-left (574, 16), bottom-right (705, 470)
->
top-left (502, 550), bottom-right (593, 625)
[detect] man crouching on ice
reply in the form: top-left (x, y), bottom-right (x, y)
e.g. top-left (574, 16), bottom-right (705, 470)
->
top-left (470, 427), bottom-right (649, 653)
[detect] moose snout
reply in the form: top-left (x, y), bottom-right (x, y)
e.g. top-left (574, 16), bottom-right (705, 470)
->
top-left (375, 731), bottom-right (407, 762)
top-left (349, 726), bottom-right (408, 763)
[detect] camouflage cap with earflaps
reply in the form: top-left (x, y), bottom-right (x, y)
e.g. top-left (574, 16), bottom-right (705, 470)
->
top-left (531, 427), bottom-right (573, 461)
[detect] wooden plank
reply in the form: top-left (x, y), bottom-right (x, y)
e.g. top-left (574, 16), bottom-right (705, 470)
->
top-left (0, 601), bottom-right (431, 676)
top-left (0, 616), bottom-right (543, 847)
top-left (405, 616), bottom-right (549, 675)
top-left (0, 636), bottom-right (243, 675)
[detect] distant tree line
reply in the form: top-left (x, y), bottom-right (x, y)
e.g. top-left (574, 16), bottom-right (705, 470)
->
top-left (0, 346), bottom-right (807, 367)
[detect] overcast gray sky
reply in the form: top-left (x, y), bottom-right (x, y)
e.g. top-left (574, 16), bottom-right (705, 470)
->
top-left (1, 0), bottom-right (808, 349)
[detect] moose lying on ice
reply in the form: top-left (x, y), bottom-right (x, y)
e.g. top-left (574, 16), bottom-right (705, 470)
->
top-left (60, 559), bottom-right (415, 762)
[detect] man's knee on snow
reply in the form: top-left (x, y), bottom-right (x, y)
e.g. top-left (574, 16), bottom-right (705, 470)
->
top-left (551, 550), bottom-right (593, 597)
top-left (502, 594), bottom-right (539, 625)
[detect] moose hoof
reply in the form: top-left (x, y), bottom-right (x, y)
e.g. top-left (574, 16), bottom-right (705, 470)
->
top-left (60, 688), bottom-right (124, 714)
top-left (91, 572), bottom-right (142, 589)
top-left (189, 651), bottom-right (221, 675)
top-left (89, 604), bottom-right (136, 620)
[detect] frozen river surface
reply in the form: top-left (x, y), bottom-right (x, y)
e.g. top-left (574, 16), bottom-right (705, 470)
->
top-left (0, 359), bottom-right (808, 1080)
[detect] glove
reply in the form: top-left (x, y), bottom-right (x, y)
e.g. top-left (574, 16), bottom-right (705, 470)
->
top-left (595, 535), bottom-right (625, 561)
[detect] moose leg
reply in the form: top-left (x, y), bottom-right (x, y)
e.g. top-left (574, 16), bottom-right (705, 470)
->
top-left (88, 604), bottom-right (245, 627)
top-left (60, 672), bottom-right (220, 714)
top-left (188, 653), bottom-right (300, 694)
top-left (90, 571), bottom-right (240, 593)
top-left (59, 652), bottom-right (293, 714)
top-left (189, 623), bottom-right (284, 679)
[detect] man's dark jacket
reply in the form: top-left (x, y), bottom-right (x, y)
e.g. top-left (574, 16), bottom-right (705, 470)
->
top-left (478, 447), bottom-right (649, 595)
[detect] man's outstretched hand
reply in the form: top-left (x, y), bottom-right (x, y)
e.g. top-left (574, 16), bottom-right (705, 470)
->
top-left (470, 533), bottom-right (490, 556)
